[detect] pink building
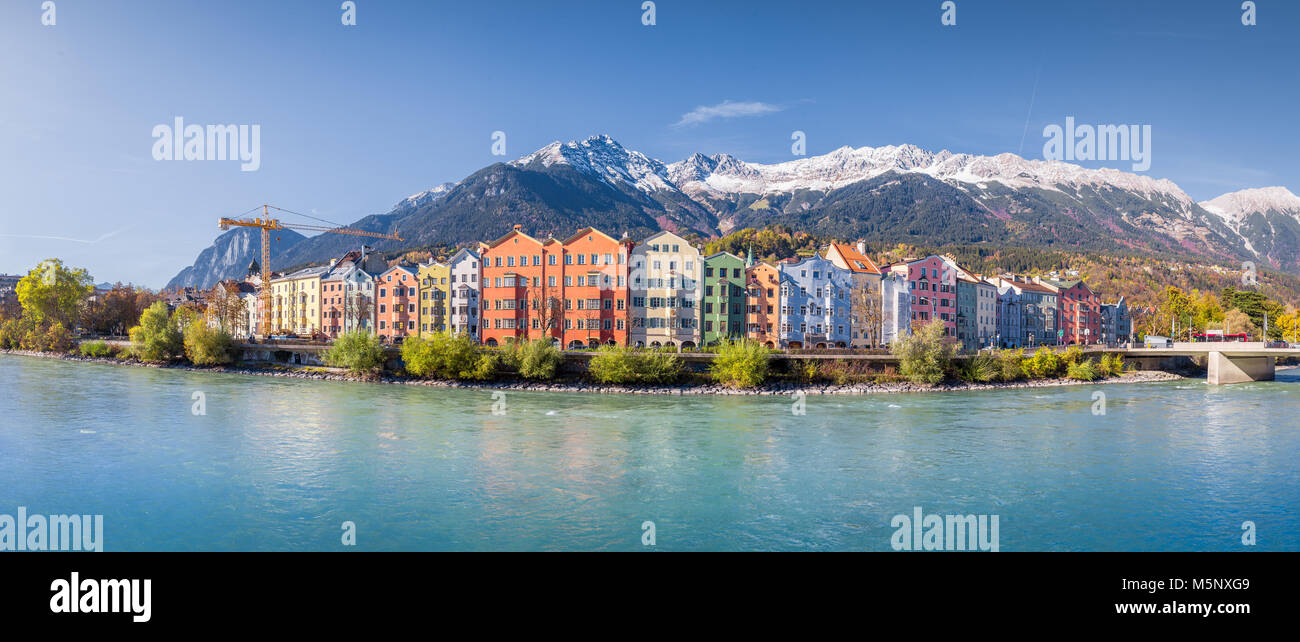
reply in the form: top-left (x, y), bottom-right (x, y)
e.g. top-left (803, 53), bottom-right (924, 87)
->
top-left (889, 256), bottom-right (958, 338)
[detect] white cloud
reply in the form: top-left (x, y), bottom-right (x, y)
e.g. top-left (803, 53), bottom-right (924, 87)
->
top-left (673, 100), bottom-right (784, 127)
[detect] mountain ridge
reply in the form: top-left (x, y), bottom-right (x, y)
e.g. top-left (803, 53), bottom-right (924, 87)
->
top-left (167, 134), bottom-right (1295, 290)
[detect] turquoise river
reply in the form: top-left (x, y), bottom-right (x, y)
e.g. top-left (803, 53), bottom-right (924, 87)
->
top-left (1, 354), bottom-right (1297, 551)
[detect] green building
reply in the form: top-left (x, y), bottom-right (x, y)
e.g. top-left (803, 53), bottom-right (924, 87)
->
top-left (702, 252), bottom-right (746, 346)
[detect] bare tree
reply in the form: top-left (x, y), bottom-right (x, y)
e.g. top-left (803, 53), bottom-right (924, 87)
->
top-left (854, 278), bottom-right (883, 347)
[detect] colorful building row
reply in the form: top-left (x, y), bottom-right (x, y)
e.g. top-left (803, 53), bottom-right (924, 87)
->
top-left (226, 225), bottom-right (1130, 349)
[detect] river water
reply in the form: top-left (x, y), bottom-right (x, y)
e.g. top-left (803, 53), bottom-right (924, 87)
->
top-left (1, 354), bottom-right (1296, 551)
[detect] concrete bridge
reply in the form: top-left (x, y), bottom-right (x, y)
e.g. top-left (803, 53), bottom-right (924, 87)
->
top-left (1113, 343), bottom-right (1299, 384)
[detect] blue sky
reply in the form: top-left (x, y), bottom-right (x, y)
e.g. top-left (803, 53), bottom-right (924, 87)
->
top-left (1, 0), bottom-right (1296, 287)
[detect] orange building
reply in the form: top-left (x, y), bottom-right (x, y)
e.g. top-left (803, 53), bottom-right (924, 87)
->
top-left (479, 224), bottom-right (635, 348)
top-left (745, 262), bottom-right (781, 348)
top-left (558, 227), bottom-right (632, 348)
top-left (376, 264), bottom-right (418, 340)
top-left (480, 226), bottom-right (557, 347)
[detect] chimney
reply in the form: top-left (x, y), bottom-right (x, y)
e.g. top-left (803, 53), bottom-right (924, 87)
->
top-left (856, 240), bottom-right (866, 255)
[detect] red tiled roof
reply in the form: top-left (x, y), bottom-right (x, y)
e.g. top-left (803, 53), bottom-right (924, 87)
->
top-left (827, 242), bottom-right (882, 274)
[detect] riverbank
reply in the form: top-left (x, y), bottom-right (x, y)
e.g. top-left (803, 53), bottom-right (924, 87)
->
top-left (1, 348), bottom-right (1190, 395)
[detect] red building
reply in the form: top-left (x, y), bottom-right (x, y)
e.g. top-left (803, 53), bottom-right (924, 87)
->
top-left (376, 264), bottom-right (418, 340)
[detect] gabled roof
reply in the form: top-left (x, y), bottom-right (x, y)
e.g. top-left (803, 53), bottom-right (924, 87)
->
top-left (379, 264), bottom-right (418, 278)
top-left (562, 226), bottom-right (620, 246)
top-left (273, 265), bottom-right (330, 282)
top-left (448, 246), bottom-right (480, 264)
top-left (484, 226), bottom-right (543, 250)
top-left (636, 229), bottom-right (691, 247)
top-left (1015, 280), bottom-right (1056, 294)
top-left (826, 242), bottom-right (882, 275)
top-left (704, 251), bottom-right (744, 262)
top-left (1038, 277), bottom-right (1092, 292)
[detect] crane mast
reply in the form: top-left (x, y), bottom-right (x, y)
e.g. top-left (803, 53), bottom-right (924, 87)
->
top-left (218, 205), bottom-right (402, 337)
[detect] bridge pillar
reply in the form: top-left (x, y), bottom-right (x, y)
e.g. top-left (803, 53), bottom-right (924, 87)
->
top-left (1207, 351), bottom-right (1274, 385)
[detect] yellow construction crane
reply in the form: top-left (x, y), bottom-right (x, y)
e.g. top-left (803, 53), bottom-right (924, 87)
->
top-left (219, 205), bottom-right (403, 337)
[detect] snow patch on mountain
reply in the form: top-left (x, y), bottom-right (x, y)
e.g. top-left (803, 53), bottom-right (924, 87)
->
top-left (395, 182), bottom-right (457, 211)
top-left (666, 143), bottom-right (1195, 206)
top-left (1199, 186), bottom-right (1300, 225)
top-left (511, 134), bottom-right (673, 193)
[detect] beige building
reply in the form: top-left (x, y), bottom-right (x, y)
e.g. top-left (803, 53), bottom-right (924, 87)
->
top-left (270, 265), bottom-right (329, 335)
top-left (629, 230), bottom-right (702, 348)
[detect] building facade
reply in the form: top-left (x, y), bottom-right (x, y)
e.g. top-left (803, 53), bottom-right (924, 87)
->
top-left (1100, 296), bottom-right (1131, 346)
top-left (880, 271), bottom-right (911, 345)
top-left (629, 231), bottom-right (701, 348)
top-left (892, 256), bottom-right (958, 339)
top-left (559, 228), bottom-right (631, 348)
top-left (1038, 278), bottom-right (1101, 345)
top-left (702, 252), bottom-right (746, 346)
top-left (825, 241), bottom-right (883, 348)
top-left (376, 264), bottom-right (418, 340)
top-left (270, 265), bottom-right (329, 336)
top-left (992, 280), bottom-right (1022, 348)
top-left (447, 248), bottom-right (481, 340)
top-left (319, 249), bottom-right (383, 337)
top-left (778, 255), bottom-right (853, 348)
top-left (479, 227), bottom-right (552, 347)
top-left (994, 276), bottom-right (1058, 346)
top-left (418, 262), bottom-right (450, 336)
top-left (745, 261), bottom-right (781, 348)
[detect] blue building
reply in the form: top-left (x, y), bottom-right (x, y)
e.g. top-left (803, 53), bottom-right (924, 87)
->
top-left (777, 255), bottom-right (854, 348)
top-left (993, 279), bottom-right (1022, 348)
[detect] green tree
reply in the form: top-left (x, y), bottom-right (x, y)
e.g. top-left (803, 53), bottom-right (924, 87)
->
top-left (183, 319), bottom-right (235, 366)
top-left (709, 339), bottom-right (771, 388)
top-left (511, 338), bottom-right (563, 380)
top-left (324, 330), bottom-right (387, 374)
top-left (129, 301), bottom-right (183, 361)
top-left (15, 258), bottom-right (94, 328)
top-left (891, 320), bottom-right (955, 384)
top-left (401, 332), bottom-right (498, 380)
top-left (1022, 346), bottom-right (1062, 379)
top-left (588, 345), bottom-right (684, 384)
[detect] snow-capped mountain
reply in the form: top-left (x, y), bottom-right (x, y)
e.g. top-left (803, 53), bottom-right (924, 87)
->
top-left (171, 134), bottom-right (1298, 290)
top-left (511, 134), bottom-right (674, 193)
top-left (1200, 186), bottom-right (1300, 224)
top-left (394, 181), bottom-right (458, 212)
top-left (1199, 187), bottom-right (1300, 270)
top-left (666, 144), bottom-right (1194, 206)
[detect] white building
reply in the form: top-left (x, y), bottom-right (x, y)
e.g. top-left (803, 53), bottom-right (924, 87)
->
top-left (880, 271), bottom-right (911, 345)
top-left (447, 247), bottom-right (482, 340)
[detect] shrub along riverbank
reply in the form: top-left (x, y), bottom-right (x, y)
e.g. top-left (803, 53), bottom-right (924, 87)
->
top-left (4, 316), bottom-right (1180, 395)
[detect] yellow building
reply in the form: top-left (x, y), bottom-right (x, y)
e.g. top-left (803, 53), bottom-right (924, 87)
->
top-left (418, 261), bottom-right (451, 336)
top-left (269, 265), bottom-right (329, 336)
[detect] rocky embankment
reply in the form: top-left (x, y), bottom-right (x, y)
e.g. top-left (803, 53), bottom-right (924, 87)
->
top-left (2, 348), bottom-right (1188, 396)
